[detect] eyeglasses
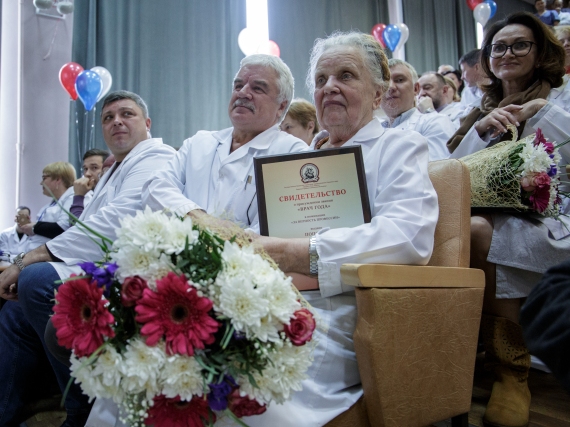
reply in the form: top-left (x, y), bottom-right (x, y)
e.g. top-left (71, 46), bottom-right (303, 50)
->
top-left (41, 175), bottom-right (51, 181)
top-left (486, 41), bottom-right (535, 58)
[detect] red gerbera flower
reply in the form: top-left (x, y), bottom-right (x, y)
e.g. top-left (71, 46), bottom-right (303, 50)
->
top-left (52, 276), bottom-right (115, 357)
top-left (529, 185), bottom-right (551, 213)
top-left (145, 395), bottom-right (214, 427)
top-left (135, 272), bottom-right (219, 356)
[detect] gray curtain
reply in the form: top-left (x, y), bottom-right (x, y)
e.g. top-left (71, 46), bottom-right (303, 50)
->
top-left (402, 0), bottom-right (477, 74)
top-left (69, 0), bottom-right (388, 169)
top-left (70, 0), bottom-right (247, 168)
top-left (268, 0), bottom-right (389, 102)
top-left (487, 0), bottom-right (534, 27)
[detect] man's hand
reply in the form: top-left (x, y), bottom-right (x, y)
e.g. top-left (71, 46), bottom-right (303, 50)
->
top-left (19, 223), bottom-right (35, 236)
top-left (0, 264), bottom-right (21, 301)
top-left (74, 176), bottom-right (95, 196)
top-left (417, 96), bottom-right (435, 113)
top-left (0, 245), bottom-right (54, 300)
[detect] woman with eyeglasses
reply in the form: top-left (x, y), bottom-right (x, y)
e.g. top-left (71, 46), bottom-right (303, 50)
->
top-left (447, 12), bottom-right (570, 427)
top-left (19, 162), bottom-right (77, 247)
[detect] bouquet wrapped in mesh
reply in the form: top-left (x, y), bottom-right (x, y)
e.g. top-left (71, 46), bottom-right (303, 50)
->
top-left (461, 126), bottom-right (564, 217)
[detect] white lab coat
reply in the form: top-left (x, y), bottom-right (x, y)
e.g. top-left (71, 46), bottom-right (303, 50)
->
top-left (234, 118), bottom-right (439, 427)
top-left (459, 85), bottom-right (483, 109)
top-left (46, 138), bottom-right (176, 281)
top-left (26, 186), bottom-right (76, 247)
top-left (385, 108), bottom-right (454, 161)
top-left (142, 125), bottom-right (308, 227)
top-left (0, 225), bottom-right (32, 258)
top-left (87, 119), bottom-right (438, 427)
top-left (439, 102), bottom-right (469, 129)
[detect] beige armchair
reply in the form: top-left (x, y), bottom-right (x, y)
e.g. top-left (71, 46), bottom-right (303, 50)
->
top-left (326, 159), bottom-right (485, 427)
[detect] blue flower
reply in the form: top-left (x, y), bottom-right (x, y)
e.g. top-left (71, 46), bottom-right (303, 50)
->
top-left (207, 376), bottom-right (236, 411)
top-left (78, 262), bottom-right (97, 275)
top-left (548, 166), bottom-right (557, 177)
top-left (104, 262), bottom-right (119, 275)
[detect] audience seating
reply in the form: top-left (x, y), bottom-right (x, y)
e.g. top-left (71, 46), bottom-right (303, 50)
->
top-left (326, 159), bottom-right (485, 427)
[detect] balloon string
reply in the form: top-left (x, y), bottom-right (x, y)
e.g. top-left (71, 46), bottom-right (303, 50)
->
top-left (89, 106), bottom-right (97, 150)
top-left (83, 109), bottom-right (89, 161)
top-left (74, 101), bottom-right (82, 166)
top-left (43, 20), bottom-right (61, 61)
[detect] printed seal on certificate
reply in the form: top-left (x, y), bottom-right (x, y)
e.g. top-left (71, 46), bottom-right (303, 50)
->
top-left (300, 163), bottom-right (319, 183)
top-left (254, 146), bottom-right (371, 238)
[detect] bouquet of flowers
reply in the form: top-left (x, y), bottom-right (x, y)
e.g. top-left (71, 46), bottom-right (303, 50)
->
top-left (51, 208), bottom-right (317, 427)
top-left (462, 126), bottom-right (565, 217)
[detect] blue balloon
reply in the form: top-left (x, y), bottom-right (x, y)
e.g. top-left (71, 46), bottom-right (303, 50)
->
top-left (485, 0), bottom-right (497, 18)
top-left (75, 70), bottom-right (102, 111)
top-left (382, 24), bottom-right (401, 52)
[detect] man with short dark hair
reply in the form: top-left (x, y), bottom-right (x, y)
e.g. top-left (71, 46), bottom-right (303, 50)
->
top-left (70, 148), bottom-right (110, 218)
top-left (0, 206), bottom-right (33, 260)
top-left (459, 49), bottom-right (486, 109)
top-left (417, 72), bottom-right (466, 128)
top-left (0, 90), bottom-right (175, 427)
top-left (381, 59), bottom-right (455, 161)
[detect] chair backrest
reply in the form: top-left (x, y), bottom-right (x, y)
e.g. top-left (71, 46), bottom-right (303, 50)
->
top-left (426, 159), bottom-right (471, 268)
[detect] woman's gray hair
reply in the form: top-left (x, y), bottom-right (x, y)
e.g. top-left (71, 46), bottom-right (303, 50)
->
top-left (306, 31), bottom-right (390, 96)
top-left (238, 54), bottom-right (295, 110)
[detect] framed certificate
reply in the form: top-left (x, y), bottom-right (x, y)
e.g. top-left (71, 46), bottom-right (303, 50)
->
top-left (254, 146), bottom-right (371, 238)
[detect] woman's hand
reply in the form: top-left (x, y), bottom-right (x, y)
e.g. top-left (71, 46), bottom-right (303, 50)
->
top-left (512, 99), bottom-right (548, 123)
top-left (474, 105), bottom-right (523, 138)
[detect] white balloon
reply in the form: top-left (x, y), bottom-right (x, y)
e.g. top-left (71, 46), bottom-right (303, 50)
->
top-left (56, 1), bottom-right (74, 14)
top-left (238, 28), bottom-right (260, 56)
top-left (474, 2), bottom-right (491, 27)
top-left (394, 23), bottom-right (409, 52)
top-left (33, 0), bottom-right (53, 10)
top-left (91, 66), bottom-right (113, 102)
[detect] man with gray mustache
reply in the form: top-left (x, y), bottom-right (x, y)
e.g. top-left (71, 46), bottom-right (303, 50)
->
top-left (143, 54), bottom-right (308, 227)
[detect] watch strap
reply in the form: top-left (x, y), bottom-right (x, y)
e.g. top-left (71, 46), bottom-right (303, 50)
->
top-left (309, 236), bottom-right (319, 276)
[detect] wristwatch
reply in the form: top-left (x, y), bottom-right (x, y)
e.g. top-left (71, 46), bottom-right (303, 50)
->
top-left (13, 252), bottom-right (26, 271)
top-left (309, 236), bottom-right (319, 276)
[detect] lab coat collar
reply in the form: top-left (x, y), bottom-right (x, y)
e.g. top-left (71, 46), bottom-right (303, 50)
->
top-left (212, 125), bottom-right (281, 164)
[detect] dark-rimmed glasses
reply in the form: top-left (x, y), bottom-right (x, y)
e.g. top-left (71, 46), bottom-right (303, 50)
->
top-left (486, 41), bottom-right (536, 58)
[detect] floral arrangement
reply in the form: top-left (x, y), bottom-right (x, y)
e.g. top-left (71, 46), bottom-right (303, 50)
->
top-left (462, 127), bottom-right (566, 217)
top-left (52, 208), bottom-right (316, 427)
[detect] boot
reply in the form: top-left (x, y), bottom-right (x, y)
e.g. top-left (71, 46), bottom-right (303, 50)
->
top-left (481, 314), bottom-right (531, 427)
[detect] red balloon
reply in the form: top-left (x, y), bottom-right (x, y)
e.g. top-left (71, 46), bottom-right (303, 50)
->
top-left (59, 62), bottom-right (84, 100)
top-left (371, 23), bottom-right (387, 48)
top-left (466, 0), bottom-right (483, 11)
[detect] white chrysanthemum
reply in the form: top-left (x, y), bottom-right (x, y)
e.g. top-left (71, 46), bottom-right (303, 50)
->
top-left (162, 216), bottom-right (198, 254)
top-left (237, 343), bottom-right (314, 404)
top-left (115, 207), bottom-right (172, 253)
top-left (519, 143), bottom-right (552, 174)
top-left (248, 314), bottom-right (283, 342)
top-left (159, 354), bottom-right (204, 400)
top-left (216, 273), bottom-right (269, 331)
top-left (112, 246), bottom-right (173, 289)
top-left (119, 338), bottom-right (165, 400)
top-left (261, 276), bottom-right (300, 324)
top-left (70, 353), bottom-right (123, 402)
top-left (90, 345), bottom-right (124, 392)
top-left (220, 241), bottom-right (259, 277)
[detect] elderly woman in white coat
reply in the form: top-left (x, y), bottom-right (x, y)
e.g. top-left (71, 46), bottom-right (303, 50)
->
top-left (447, 12), bottom-right (570, 427)
top-left (244, 31), bottom-right (439, 427)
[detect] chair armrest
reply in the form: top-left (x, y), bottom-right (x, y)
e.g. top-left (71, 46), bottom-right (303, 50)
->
top-left (340, 264), bottom-right (484, 289)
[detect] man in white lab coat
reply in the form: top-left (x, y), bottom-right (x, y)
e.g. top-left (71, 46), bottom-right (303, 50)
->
top-left (380, 59), bottom-right (455, 161)
top-left (0, 206), bottom-right (34, 260)
top-left (0, 90), bottom-right (176, 427)
top-left (143, 54), bottom-right (308, 227)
